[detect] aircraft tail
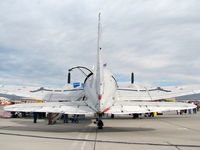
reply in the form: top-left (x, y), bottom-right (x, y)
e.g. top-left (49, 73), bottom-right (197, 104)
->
top-left (96, 13), bottom-right (104, 100)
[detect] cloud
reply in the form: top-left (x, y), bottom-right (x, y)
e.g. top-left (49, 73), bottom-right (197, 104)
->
top-left (0, 0), bottom-right (200, 86)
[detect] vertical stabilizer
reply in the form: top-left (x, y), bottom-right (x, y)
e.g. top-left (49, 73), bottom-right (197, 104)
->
top-left (96, 13), bottom-right (104, 99)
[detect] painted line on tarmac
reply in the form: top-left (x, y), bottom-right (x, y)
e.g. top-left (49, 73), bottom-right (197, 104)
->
top-left (0, 131), bottom-right (199, 148)
top-left (93, 128), bottom-right (97, 150)
top-left (166, 141), bottom-right (182, 150)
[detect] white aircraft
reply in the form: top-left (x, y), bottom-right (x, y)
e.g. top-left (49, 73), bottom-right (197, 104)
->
top-left (3, 13), bottom-right (199, 129)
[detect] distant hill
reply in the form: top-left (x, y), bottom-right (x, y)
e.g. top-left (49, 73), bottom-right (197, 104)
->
top-left (176, 93), bottom-right (200, 100)
top-left (0, 93), bottom-right (22, 100)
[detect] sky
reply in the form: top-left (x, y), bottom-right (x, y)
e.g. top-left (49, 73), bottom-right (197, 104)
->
top-left (0, 0), bottom-right (200, 87)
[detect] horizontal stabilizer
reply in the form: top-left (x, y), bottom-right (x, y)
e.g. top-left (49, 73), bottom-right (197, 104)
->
top-left (4, 101), bottom-right (95, 114)
top-left (105, 101), bottom-right (196, 114)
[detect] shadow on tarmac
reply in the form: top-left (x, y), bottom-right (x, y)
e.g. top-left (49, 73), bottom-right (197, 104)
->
top-left (0, 118), bottom-right (156, 133)
top-left (0, 124), bottom-right (154, 133)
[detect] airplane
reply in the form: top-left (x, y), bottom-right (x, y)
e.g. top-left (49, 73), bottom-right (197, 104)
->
top-left (3, 13), bottom-right (199, 129)
top-left (0, 97), bottom-right (13, 105)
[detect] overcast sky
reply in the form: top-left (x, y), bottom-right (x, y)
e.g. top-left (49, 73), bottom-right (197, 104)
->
top-left (0, 0), bottom-right (200, 87)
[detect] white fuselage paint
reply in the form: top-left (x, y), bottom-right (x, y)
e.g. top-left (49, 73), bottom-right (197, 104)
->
top-left (84, 67), bottom-right (117, 113)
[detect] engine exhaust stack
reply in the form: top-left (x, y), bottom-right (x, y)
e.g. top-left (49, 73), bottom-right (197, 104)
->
top-left (68, 71), bottom-right (71, 84)
top-left (131, 72), bottom-right (134, 84)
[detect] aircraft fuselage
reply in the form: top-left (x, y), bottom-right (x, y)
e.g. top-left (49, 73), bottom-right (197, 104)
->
top-left (84, 68), bottom-right (117, 113)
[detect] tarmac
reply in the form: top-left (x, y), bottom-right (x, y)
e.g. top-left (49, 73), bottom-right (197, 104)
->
top-left (0, 106), bottom-right (200, 150)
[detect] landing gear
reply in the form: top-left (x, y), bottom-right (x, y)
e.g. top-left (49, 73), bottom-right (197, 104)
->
top-left (95, 113), bottom-right (104, 129)
top-left (97, 120), bottom-right (103, 129)
top-left (132, 114), bottom-right (139, 119)
top-left (111, 114), bottom-right (114, 119)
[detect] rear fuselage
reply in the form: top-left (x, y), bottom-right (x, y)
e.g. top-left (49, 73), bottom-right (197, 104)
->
top-left (84, 68), bottom-right (117, 113)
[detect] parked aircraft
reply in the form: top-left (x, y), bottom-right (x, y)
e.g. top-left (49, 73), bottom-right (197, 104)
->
top-left (3, 13), bottom-right (199, 129)
top-left (0, 97), bottom-right (12, 105)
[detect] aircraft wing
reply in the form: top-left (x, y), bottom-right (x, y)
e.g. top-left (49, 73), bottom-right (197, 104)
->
top-left (105, 101), bottom-right (196, 114)
top-left (0, 85), bottom-right (84, 102)
top-left (4, 101), bottom-right (95, 114)
top-left (117, 87), bottom-right (200, 101)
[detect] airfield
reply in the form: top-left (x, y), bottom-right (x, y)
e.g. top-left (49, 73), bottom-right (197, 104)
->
top-left (0, 106), bottom-right (199, 150)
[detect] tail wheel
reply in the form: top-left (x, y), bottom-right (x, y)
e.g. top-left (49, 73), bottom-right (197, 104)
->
top-left (97, 120), bottom-right (103, 129)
